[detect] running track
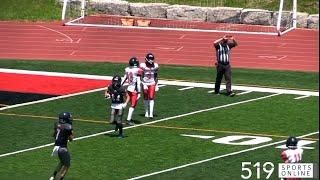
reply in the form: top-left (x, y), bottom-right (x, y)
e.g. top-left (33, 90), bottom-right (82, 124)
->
top-left (0, 21), bottom-right (318, 72)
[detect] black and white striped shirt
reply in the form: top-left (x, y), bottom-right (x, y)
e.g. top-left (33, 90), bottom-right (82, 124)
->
top-left (215, 42), bottom-right (236, 65)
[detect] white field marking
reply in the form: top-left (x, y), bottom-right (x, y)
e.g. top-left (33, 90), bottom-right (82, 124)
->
top-left (236, 91), bottom-right (253, 95)
top-left (157, 84), bottom-right (167, 88)
top-left (0, 93), bottom-right (280, 158)
top-left (179, 34), bottom-right (186, 39)
top-left (0, 87), bottom-right (107, 111)
top-left (278, 43), bottom-right (287, 47)
top-left (128, 131), bottom-right (319, 180)
top-left (81, 27), bottom-right (87, 32)
top-left (0, 68), bottom-right (318, 96)
top-left (207, 88), bottom-right (225, 93)
top-left (38, 25), bottom-right (73, 43)
top-left (178, 87), bottom-right (194, 91)
top-left (75, 38), bottom-right (82, 43)
top-left (181, 134), bottom-right (214, 139)
top-left (277, 55), bottom-right (287, 60)
top-left (156, 47), bottom-right (176, 50)
top-left (294, 95), bottom-right (310, 100)
top-left (70, 50), bottom-right (76, 56)
top-left (176, 46), bottom-right (184, 51)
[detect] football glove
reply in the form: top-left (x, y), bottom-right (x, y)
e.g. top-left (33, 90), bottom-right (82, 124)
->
top-left (122, 103), bottom-right (127, 109)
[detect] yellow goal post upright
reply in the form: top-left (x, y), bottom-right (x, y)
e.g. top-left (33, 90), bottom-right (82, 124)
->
top-left (61, 0), bottom-right (297, 36)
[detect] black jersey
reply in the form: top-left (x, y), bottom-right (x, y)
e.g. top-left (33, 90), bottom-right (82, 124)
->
top-left (107, 85), bottom-right (126, 104)
top-left (54, 123), bottom-right (73, 147)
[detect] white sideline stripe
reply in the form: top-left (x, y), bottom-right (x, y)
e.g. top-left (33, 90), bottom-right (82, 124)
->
top-left (207, 88), bottom-right (225, 93)
top-left (178, 87), bottom-right (194, 91)
top-left (128, 131), bottom-right (319, 180)
top-left (294, 95), bottom-right (310, 100)
top-left (0, 87), bottom-right (107, 111)
top-left (0, 93), bottom-right (280, 158)
top-left (0, 68), bottom-right (318, 96)
top-left (160, 80), bottom-right (318, 96)
top-left (237, 91), bottom-right (253, 95)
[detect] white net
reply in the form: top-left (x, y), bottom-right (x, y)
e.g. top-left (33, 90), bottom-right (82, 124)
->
top-left (62, 0), bottom-right (297, 36)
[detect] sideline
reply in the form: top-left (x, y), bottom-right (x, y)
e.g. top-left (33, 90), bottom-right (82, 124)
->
top-left (0, 68), bottom-right (318, 96)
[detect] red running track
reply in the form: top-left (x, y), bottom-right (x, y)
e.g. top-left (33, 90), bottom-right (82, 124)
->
top-left (0, 21), bottom-right (318, 72)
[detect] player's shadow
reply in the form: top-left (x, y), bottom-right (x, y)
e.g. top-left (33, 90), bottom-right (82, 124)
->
top-left (138, 113), bottom-right (158, 118)
top-left (131, 119), bottom-right (142, 124)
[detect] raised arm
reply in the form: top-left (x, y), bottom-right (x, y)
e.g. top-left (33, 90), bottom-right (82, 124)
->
top-left (214, 37), bottom-right (224, 47)
top-left (229, 36), bottom-right (238, 48)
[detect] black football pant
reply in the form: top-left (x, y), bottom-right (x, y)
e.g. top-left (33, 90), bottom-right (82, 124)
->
top-left (214, 64), bottom-right (232, 94)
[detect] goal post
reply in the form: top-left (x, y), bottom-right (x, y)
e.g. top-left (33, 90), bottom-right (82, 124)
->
top-left (276, 0), bottom-right (297, 36)
top-left (61, 0), bottom-right (298, 36)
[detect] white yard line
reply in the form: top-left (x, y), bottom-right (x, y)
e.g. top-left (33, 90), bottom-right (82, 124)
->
top-left (127, 131), bottom-right (319, 180)
top-left (0, 87), bottom-right (107, 111)
top-left (0, 68), bottom-right (318, 96)
top-left (237, 91), bottom-right (253, 95)
top-left (294, 95), bottom-right (310, 100)
top-left (0, 93), bottom-right (280, 158)
top-left (178, 87), bottom-right (194, 91)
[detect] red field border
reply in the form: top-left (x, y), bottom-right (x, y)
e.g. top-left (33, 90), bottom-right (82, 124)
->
top-left (0, 70), bottom-right (109, 95)
top-left (0, 21), bottom-right (318, 72)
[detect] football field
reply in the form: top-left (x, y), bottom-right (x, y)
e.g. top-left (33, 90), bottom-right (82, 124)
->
top-left (0, 60), bottom-right (318, 180)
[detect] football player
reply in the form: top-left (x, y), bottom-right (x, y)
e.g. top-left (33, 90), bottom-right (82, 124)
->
top-left (50, 112), bottom-right (74, 180)
top-left (121, 57), bottom-right (142, 125)
top-left (140, 53), bottom-right (159, 119)
top-left (105, 75), bottom-right (130, 138)
top-left (281, 136), bottom-right (303, 163)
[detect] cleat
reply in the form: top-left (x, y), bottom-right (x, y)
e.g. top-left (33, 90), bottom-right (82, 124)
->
top-left (228, 92), bottom-right (236, 97)
top-left (145, 112), bottom-right (149, 118)
top-left (127, 120), bottom-right (135, 126)
top-left (118, 134), bottom-right (124, 138)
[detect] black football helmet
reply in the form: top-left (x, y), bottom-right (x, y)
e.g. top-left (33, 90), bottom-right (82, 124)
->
top-left (145, 53), bottom-right (155, 64)
top-left (58, 112), bottom-right (73, 125)
top-left (286, 136), bottom-right (298, 149)
top-left (129, 57), bottom-right (139, 67)
top-left (112, 75), bottom-right (122, 89)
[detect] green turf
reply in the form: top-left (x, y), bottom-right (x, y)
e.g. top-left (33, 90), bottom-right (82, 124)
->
top-left (0, 59), bottom-right (318, 90)
top-left (0, 0), bottom-right (61, 21)
top-left (0, 59), bottom-right (318, 179)
top-left (0, 82), bottom-right (318, 179)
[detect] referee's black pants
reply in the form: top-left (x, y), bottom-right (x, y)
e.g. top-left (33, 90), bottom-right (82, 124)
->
top-left (214, 63), bottom-right (232, 94)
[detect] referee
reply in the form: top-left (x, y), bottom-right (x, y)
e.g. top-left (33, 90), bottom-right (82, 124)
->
top-left (213, 35), bottom-right (238, 97)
